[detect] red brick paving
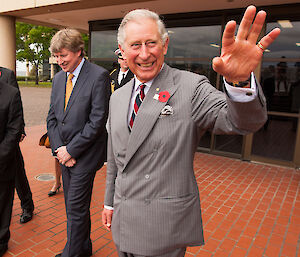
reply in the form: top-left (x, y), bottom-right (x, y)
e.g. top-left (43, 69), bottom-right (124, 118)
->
top-left (4, 125), bottom-right (300, 257)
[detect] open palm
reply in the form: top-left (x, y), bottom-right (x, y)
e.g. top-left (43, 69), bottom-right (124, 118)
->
top-left (212, 5), bottom-right (281, 82)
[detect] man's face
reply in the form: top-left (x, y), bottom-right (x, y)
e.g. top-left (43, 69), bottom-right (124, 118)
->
top-left (53, 48), bottom-right (82, 73)
top-left (118, 57), bottom-right (129, 71)
top-left (120, 18), bottom-right (169, 83)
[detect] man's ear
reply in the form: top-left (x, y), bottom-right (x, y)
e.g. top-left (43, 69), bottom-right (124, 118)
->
top-left (119, 45), bottom-right (126, 59)
top-left (163, 37), bottom-right (169, 55)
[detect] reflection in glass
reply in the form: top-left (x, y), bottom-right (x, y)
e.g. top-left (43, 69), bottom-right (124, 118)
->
top-left (198, 131), bottom-right (211, 149)
top-left (166, 26), bottom-right (221, 59)
top-left (265, 21), bottom-right (300, 59)
top-left (166, 60), bottom-right (218, 86)
top-left (92, 60), bottom-right (116, 74)
top-left (91, 31), bottom-right (118, 58)
top-left (214, 135), bottom-right (243, 154)
top-left (261, 62), bottom-right (300, 114)
top-left (252, 116), bottom-right (297, 161)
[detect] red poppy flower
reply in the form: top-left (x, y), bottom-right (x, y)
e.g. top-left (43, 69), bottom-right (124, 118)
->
top-left (0, 71), bottom-right (1, 77)
top-left (158, 91), bottom-right (170, 102)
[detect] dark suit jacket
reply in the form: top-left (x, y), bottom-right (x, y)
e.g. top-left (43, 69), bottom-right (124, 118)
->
top-left (0, 67), bottom-right (25, 133)
top-left (110, 68), bottom-right (134, 92)
top-left (0, 81), bottom-right (23, 181)
top-left (0, 67), bottom-right (18, 88)
top-left (47, 59), bottom-right (110, 172)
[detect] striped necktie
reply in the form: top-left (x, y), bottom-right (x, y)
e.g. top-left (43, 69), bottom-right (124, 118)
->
top-left (129, 84), bottom-right (146, 131)
top-left (65, 73), bottom-right (74, 111)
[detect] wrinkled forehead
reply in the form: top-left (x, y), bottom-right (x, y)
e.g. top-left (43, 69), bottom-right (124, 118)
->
top-left (123, 18), bottom-right (160, 43)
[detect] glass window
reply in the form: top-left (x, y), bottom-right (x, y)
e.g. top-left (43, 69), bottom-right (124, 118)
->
top-left (165, 25), bottom-right (221, 86)
top-left (252, 20), bottom-right (300, 162)
top-left (252, 116), bottom-right (296, 161)
top-left (90, 30), bottom-right (118, 59)
top-left (265, 21), bottom-right (300, 59)
top-left (214, 135), bottom-right (243, 155)
top-left (166, 26), bottom-right (221, 59)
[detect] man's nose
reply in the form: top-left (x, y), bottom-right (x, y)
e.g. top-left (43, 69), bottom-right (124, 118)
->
top-left (139, 44), bottom-right (150, 59)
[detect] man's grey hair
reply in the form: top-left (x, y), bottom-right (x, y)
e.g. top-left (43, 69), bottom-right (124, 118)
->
top-left (49, 28), bottom-right (85, 57)
top-left (118, 9), bottom-right (169, 47)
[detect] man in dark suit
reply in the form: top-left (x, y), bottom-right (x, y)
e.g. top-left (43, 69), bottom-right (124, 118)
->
top-left (102, 6), bottom-right (281, 257)
top-left (0, 80), bottom-right (23, 256)
top-left (110, 49), bottom-right (134, 93)
top-left (47, 28), bottom-right (110, 257)
top-left (0, 66), bottom-right (34, 224)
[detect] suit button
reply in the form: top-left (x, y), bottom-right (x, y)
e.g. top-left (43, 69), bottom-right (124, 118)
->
top-left (145, 199), bottom-right (151, 205)
top-left (122, 196), bottom-right (126, 201)
top-left (145, 174), bottom-right (150, 179)
top-left (122, 173), bottom-right (126, 178)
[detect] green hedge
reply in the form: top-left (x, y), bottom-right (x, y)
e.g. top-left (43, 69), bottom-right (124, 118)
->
top-left (17, 76), bottom-right (35, 81)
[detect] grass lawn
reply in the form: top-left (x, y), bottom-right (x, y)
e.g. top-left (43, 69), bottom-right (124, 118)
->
top-left (19, 81), bottom-right (52, 88)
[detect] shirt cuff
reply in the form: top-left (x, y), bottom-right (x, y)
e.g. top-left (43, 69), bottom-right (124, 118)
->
top-left (224, 72), bottom-right (257, 102)
top-left (104, 205), bottom-right (114, 210)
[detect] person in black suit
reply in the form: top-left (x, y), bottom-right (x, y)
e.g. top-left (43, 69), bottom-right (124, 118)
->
top-left (0, 80), bottom-right (23, 256)
top-left (110, 48), bottom-right (134, 92)
top-left (0, 67), bottom-right (34, 224)
top-left (47, 28), bottom-right (110, 257)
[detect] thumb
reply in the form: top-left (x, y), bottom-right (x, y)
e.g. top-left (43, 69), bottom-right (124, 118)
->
top-left (212, 56), bottom-right (225, 75)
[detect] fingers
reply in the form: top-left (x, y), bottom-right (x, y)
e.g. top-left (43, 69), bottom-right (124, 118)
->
top-left (65, 158), bottom-right (76, 167)
top-left (247, 10), bottom-right (266, 44)
top-left (236, 5), bottom-right (257, 40)
top-left (222, 20), bottom-right (236, 48)
top-left (258, 28), bottom-right (281, 50)
top-left (102, 209), bottom-right (113, 231)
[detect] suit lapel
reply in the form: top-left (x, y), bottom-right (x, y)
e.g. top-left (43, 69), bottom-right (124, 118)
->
top-left (56, 72), bottom-right (67, 119)
top-left (118, 79), bottom-right (134, 138)
top-left (122, 64), bottom-right (179, 171)
top-left (63, 60), bottom-right (89, 117)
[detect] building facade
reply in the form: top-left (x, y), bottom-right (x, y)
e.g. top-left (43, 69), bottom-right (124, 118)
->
top-left (1, 0), bottom-right (299, 167)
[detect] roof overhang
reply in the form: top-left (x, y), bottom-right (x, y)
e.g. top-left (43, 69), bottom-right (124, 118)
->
top-left (1, 0), bottom-right (299, 32)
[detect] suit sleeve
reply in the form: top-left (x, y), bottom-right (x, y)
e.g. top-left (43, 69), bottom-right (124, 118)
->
top-left (191, 75), bottom-right (267, 134)
top-left (0, 90), bottom-right (23, 160)
top-left (66, 71), bottom-right (110, 159)
top-left (104, 107), bottom-right (118, 207)
top-left (47, 76), bottom-right (64, 154)
top-left (7, 69), bottom-right (26, 134)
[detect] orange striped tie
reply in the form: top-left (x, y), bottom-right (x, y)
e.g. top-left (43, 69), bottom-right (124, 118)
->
top-left (65, 73), bottom-right (74, 111)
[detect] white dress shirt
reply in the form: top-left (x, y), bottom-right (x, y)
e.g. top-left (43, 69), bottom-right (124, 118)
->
top-left (118, 70), bottom-right (130, 85)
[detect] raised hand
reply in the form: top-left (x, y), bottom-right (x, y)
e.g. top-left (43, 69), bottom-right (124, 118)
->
top-left (212, 5), bottom-right (281, 82)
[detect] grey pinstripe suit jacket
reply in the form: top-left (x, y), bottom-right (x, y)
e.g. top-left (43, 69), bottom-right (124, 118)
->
top-left (104, 64), bottom-right (267, 256)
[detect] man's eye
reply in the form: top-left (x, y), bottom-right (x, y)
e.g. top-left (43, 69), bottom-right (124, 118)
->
top-left (146, 41), bottom-right (156, 47)
top-left (131, 43), bottom-right (141, 50)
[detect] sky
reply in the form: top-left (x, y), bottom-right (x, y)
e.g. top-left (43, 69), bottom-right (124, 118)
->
top-left (16, 61), bottom-right (29, 76)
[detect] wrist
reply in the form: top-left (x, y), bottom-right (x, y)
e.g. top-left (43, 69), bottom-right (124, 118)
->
top-left (225, 76), bottom-right (251, 88)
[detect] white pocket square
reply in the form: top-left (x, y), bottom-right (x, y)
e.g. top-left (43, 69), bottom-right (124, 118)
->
top-left (160, 105), bottom-right (174, 117)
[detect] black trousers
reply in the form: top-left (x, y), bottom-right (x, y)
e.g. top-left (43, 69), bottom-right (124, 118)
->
top-left (15, 146), bottom-right (34, 212)
top-left (61, 165), bottom-right (96, 257)
top-left (0, 179), bottom-right (14, 252)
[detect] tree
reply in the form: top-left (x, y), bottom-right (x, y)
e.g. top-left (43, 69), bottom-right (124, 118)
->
top-left (16, 22), bottom-right (57, 84)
